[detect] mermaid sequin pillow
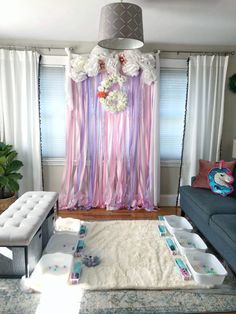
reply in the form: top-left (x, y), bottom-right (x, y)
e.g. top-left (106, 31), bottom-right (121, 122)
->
top-left (208, 161), bottom-right (234, 197)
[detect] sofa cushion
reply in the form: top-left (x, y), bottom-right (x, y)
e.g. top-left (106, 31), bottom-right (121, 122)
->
top-left (209, 214), bottom-right (236, 250)
top-left (192, 159), bottom-right (235, 189)
top-left (180, 186), bottom-right (236, 224)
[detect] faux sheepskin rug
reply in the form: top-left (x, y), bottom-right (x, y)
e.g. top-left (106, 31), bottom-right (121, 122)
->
top-left (71, 220), bottom-right (206, 290)
top-left (28, 220), bottom-right (210, 292)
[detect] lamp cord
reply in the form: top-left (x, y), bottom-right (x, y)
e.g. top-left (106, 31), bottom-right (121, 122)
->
top-left (176, 58), bottom-right (190, 207)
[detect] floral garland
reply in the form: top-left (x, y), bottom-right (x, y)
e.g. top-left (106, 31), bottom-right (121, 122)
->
top-left (97, 74), bottom-right (127, 113)
top-left (69, 46), bottom-right (158, 86)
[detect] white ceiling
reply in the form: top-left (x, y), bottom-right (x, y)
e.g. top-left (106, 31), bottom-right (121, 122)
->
top-left (0, 0), bottom-right (236, 47)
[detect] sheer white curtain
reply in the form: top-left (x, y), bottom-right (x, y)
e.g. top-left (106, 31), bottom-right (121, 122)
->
top-left (181, 55), bottom-right (229, 185)
top-left (150, 52), bottom-right (160, 206)
top-left (0, 49), bottom-right (42, 194)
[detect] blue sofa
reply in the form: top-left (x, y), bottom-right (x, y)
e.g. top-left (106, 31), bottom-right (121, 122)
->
top-left (179, 169), bottom-right (236, 273)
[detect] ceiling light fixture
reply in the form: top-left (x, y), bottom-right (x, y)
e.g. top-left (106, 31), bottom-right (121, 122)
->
top-left (98, 1), bottom-right (144, 50)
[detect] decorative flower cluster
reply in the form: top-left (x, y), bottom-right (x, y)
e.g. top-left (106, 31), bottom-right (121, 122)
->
top-left (97, 74), bottom-right (128, 113)
top-left (69, 46), bottom-right (158, 85)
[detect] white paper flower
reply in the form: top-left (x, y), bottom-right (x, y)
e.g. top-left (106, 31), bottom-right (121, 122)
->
top-left (106, 54), bottom-right (120, 75)
top-left (140, 53), bottom-right (156, 68)
top-left (70, 69), bottom-right (87, 82)
top-left (90, 45), bottom-right (109, 58)
top-left (122, 50), bottom-right (141, 77)
top-left (142, 67), bottom-right (157, 85)
top-left (69, 55), bottom-right (87, 82)
top-left (139, 53), bottom-right (157, 84)
top-left (84, 55), bottom-right (100, 77)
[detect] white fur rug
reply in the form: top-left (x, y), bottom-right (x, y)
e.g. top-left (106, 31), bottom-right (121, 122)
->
top-left (29, 220), bottom-right (208, 292)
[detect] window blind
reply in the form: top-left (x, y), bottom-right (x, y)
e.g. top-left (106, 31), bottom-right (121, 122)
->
top-left (160, 68), bottom-right (187, 160)
top-left (40, 65), bottom-right (66, 158)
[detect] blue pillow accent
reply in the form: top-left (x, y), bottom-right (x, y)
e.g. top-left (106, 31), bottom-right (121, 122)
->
top-left (208, 167), bottom-right (234, 197)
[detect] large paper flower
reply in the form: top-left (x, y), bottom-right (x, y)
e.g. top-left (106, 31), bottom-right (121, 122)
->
top-left (122, 50), bottom-right (141, 77)
top-left (106, 54), bottom-right (120, 75)
top-left (84, 55), bottom-right (100, 77)
top-left (140, 54), bottom-right (158, 85)
top-left (70, 55), bottom-right (87, 82)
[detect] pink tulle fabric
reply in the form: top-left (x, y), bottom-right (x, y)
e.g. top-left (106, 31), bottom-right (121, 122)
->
top-left (59, 73), bottom-right (155, 210)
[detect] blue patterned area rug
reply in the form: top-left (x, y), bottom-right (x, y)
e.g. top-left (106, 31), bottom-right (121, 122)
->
top-left (0, 279), bottom-right (236, 314)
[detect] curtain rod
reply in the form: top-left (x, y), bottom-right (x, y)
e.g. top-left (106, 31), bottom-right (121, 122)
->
top-left (0, 45), bottom-right (235, 55)
top-left (0, 45), bottom-right (66, 51)
top-left (155, 49), bottom-right (235, 55)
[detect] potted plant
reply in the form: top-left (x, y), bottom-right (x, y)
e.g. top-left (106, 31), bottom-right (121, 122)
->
top-left (0, 142), bottom-right (23, 212)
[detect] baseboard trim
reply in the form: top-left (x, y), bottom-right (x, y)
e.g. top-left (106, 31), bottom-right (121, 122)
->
top-left (160, 194), bottom-right (179, 206)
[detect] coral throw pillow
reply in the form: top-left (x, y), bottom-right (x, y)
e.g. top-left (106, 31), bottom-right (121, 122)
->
top-left (192, 160), bottom-right (235, 189)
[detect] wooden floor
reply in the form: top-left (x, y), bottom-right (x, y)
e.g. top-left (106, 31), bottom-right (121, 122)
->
top-left (59, 206), bottom-right (181, 220)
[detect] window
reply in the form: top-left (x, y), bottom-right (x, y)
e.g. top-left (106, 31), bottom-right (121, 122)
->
top-left (160, 59), bottom-right (187, 160)
top-left (40, 62), bottom-right (66, 158)
top-left (39, 57), bottom-right (187, 161)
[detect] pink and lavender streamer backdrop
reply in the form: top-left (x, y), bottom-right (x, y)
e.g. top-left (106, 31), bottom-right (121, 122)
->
top-left (59, 73), bottom-right (155, 210)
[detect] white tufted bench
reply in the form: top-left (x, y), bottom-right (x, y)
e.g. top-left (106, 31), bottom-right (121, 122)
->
top-left (0, 191), bottom-right (58, 277)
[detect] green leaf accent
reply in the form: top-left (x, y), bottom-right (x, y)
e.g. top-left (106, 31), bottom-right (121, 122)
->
top-left (7, 178), bottom-right (19, 193)
top-left (0, 156), bottom-right (7, 165)
top-left (0, 142), bottom-right (23, 197)
top-left (7, 173), bottom-right (23, 181)
top-left (6, 160), bottom-right (24, 174)
top-left (0, 166), bottom-right (4, 175)
top-left (0, 176), bottom-right (8, 186)
top-left (7, 151), bottom-right (17, 164)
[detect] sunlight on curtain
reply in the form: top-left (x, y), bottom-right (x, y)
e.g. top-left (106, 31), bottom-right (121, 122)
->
top-left (0, 49), bottom-right (42, 194)
top-left (181, 55), bottom-right (229, 185)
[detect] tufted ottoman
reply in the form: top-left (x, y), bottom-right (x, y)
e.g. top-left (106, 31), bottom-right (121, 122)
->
top-left (0, 191), bottom-right (58, 277)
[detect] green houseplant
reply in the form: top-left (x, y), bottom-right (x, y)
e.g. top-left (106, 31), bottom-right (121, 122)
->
top-left (0, 142), bottom-right (23, 211)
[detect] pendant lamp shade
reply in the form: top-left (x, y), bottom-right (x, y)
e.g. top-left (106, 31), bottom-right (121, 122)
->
top-left (98, 2), bottom-right (144, 50)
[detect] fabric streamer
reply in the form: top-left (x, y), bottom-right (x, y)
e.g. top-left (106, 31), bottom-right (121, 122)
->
top-left (59, 70), bottom-right (157, 211)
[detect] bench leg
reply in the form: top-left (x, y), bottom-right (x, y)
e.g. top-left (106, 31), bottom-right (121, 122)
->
top-left (54, 200), bottom-right (59, 220)
top-left (24, 246), bottom-right (29, 278)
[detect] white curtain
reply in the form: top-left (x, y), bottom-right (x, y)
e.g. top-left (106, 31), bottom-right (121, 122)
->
top-left (181, 55), bottom-right (229, 185)
top-left (0, 49), bottom-right (42, 195)
top-left (150, 52), bottom-right (160, 206)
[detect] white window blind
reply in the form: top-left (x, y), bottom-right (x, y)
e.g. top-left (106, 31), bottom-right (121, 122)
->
top-left (160, 67), bottom-right (187, 160)
top-left (40, 65), bottom-right (66, 158)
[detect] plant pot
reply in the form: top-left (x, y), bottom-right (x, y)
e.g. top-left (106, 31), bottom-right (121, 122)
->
top-left (0, 194), bottom-right (17, 214)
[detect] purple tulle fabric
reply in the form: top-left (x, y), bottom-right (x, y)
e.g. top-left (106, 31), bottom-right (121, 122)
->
top-left (59, 73), bottom-right (155, 210)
